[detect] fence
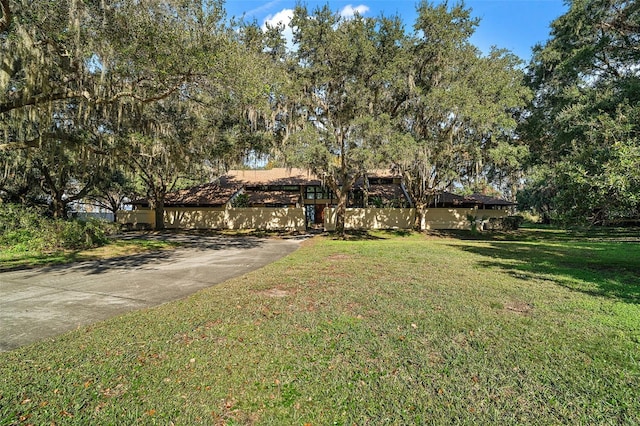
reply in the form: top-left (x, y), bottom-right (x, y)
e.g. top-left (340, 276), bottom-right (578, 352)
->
top-left (324, 208), bottom-right (415, 231)
top-left (324, 207), bottom-right (510, 231)
top-left (117, 209), bottom-right (156, 229)
top-left (118, 207), bottom-right (306, 232)
top-left (119, 207), bottom-right (509, 232)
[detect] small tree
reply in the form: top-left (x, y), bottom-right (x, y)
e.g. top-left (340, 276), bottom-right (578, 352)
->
top-left (88, 168), bottom-right (139, 222)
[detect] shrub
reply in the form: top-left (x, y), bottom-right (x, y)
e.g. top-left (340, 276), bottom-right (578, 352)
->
top-left (466, 214), bottom-right (486, 234)
top-left (0, 204), bottom-right (49, 250)
top-left (0, 204), bottom-right (118, 251)
top-left (487, 215), bottom-right (524, 231)
top-left (50, 219), bottom-right (117, 250)
top-left (231, 193), bottom-right (250, 208)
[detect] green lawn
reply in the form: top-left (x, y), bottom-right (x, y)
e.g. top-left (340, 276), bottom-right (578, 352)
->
top-left (1, 228), bottom-right (639, 424)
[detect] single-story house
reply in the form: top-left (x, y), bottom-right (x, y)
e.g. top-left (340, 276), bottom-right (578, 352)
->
top-left (120, 168), bottom-right (515, 231)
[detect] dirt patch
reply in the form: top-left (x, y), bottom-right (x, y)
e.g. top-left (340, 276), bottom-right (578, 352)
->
top-left (258, 288), bottom-right (290, 298)
top-left (505, 301), bottom-right (533, 315)
top-left (327, 253), bottom-right (353, 261)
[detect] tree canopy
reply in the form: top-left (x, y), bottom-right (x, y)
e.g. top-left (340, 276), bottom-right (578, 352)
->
top-left (1, 0), bottom-right (277, 222)
top-left (520, 0), bottom-right (640, 224)
top-left (3, 0), bottom-right (632, 230)
top-left (384, 2), bottom-right (530, 229)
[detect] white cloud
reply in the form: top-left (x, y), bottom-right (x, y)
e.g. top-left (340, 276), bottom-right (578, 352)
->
top-left (262, 9), bottom-right (295, 51)
top-left (262, 8), bottom-right (294, 30)
top-left (340, 4), bottom-right (370, 18)
top-left (261, 4), bottom-right (370, 52)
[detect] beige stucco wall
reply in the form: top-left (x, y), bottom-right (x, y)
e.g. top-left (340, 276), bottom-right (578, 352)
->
top-left (117, 209), bottom-right (156, 229)
top-left (324, 208), bottom-right (415, 231)
top-left (324, 207), bottom-right (510, 231)
top-left (226, 208), bottom-right (306, 231)
top-left (118, 207), bottom-right (305, 231)
top-left (421, 208), bottom-right (473, 230)
top-left (164, 207), bottom-right (226, 229)
top-left (422, 208), bottom-right (510, 230)
top-left (119, 206), bottom-right (509, 232)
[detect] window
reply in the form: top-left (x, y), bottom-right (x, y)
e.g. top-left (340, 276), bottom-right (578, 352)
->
top-left (305, 186), bottom-right (332, 200)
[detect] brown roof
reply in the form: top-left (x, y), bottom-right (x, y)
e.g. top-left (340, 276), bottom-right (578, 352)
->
top-left (429, 192), bottom-right (515, 207)
top-left (228, 168), bottom-right (401, 186)
top-left (227, 168), bottom-right (322, 186)
top-left (368, 184), bottom-right (407, 203)
top-left (247, 190), bottom-right (301, 206)
top-left (164, 180), bottom-right (241, 207)
top-left (431, 192), bottom-right (468, 206)
top-left (464, 193), bottom-right (516, 206)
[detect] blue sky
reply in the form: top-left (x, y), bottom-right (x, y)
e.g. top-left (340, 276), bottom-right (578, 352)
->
top-left (224, 0), bottom-right (568, 61)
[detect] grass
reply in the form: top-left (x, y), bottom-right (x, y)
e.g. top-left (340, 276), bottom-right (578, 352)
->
top-left (1, 228), bottom-right (639, 424)
top-left (0, 238), bottom-right (179, 271)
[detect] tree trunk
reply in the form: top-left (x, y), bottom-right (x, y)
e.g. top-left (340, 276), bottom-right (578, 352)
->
top-left (415, 203), bottom-right (426, 231)
top-left (108, 196), bottom-right (120, 223)
top-left (335, 190), bottom-right (348, 237)
top-left (52, 195), bottom-right (67, 219)
top-left (154, 197), bottom-right (165, 230)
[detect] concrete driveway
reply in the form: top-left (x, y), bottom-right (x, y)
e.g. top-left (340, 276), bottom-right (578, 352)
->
top-left (0, 233), bottom-right (305, 352)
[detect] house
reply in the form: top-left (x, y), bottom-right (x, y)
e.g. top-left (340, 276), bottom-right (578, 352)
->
top-left (120, 168), bottom-right (515, 231)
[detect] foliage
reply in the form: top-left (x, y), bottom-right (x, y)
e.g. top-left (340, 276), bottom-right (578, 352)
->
top-left (88, 168), bottom-right (139, 221)
top-left (0, 203), bottom-right (50, 250)
top-left (11, 0), bottom-right (630, 231)
top-left (0, 203), bottom-right (117, 252)
top-left (0, 229), bottom-right (638, 423)
top-left (516, 165), bottom-right (558, 223)
top-left (466, 213), bottom-right (478, 233)
top-left (230, 193), bottom-right (249, 208)
top-left (277, 6), bottom-right (406, 235)
top-left (387, 2), bottom-right (531, 230)
top-left (1, 0), bottom-right (276, 229)
top-left (521, 0), bottom-right (640, 224)
top-left (0, 237), bottom-right (178, 271)
top-left (273, 2), bottom-right (529, 233)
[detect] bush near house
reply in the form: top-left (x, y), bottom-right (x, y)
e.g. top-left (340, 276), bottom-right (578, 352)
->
top-left (487, 215), bottom-right (524, 231)
top-left (0, 203), bottom-right (118, 252)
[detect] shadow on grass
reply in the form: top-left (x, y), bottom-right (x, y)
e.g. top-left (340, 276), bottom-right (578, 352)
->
top-left (328, 230), bottom-right (386, 241)
top-left (76, 233), bottom-right (268, 274)
top-left (452, 239), bottom-right (640, 304)
top-left (430, 226), bottom-right (640, 243)
top-left (327, 229), bottom-right (420, 241)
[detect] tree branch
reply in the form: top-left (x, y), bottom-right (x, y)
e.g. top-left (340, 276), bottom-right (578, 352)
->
top-left (97, 76), bottom-right (189, 105)
top-left (64, 177), bottom-right (98, 204)
top-left (0, 76), bottom-right (190, 115)
top-left (0, 91), bottom-right (81, 115)
top-left (0, 137), bottom-right (41, 151)
top-left (0, 0), bottom-right (11, 33)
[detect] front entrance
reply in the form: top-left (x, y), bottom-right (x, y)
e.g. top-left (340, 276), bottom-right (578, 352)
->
top-left (305, 204), bottom-right (326, 229)
top-left (314, 204), bottom-right (325, 225)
